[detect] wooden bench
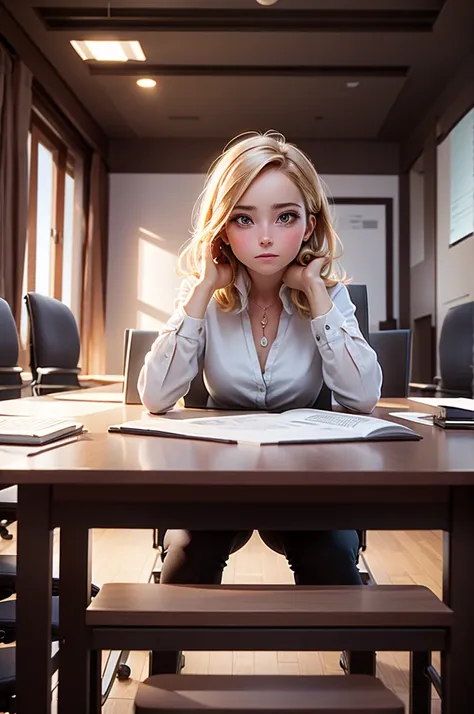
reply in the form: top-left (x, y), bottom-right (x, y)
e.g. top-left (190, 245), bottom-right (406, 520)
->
top-left (87, 583), bottom-right (451, 714)
top-left (87, 583), bottom-right (451, 630)
top-left (134, 674), bottom-right (405, 713)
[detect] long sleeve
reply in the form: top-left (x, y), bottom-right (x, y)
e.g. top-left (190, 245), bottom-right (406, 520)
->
top-left (310, 283), bottom-right (382, 413)
top-left (138, 278), bottom-right (206, 413)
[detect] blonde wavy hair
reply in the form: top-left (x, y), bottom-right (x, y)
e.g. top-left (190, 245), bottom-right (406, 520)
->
top-left (178, 131), bottom-right (345, 319)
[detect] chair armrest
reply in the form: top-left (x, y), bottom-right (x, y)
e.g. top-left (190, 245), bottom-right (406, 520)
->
top-left (409, 382), bottom-right (438, 391)
top-left (37, 367), bottom-right (81, 376)
top-left (0, 366), bottom-right (22, 374)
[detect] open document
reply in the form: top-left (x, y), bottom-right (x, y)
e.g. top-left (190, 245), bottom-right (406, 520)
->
top-left (109, 409), bottom-right (421, 445)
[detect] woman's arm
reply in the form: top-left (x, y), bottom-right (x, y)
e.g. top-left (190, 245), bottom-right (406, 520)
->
top-left (309, 282), bottom-right (382, 413)
top-left (138, 278), bottom-right (214, 413)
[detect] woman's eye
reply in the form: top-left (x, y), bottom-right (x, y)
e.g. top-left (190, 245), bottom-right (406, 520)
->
top-left (278, 212), bottom-right (297, 225)
top-left (234, 215), bottom-right (252, 226)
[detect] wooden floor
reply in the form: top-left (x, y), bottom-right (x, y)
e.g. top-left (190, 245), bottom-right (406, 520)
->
top-left (0, 525), bottom-right (443, 713)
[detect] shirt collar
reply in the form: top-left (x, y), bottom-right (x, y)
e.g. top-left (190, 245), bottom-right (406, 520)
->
top-left (234, 267), bottom-right (294, 315)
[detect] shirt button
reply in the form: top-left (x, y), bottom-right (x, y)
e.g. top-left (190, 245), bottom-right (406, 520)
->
top-left (259, 387), bottom-right (265, 393)
top-left (325, 324), bottom-right (330, 330)
top-left (316, 334), bottom-right (321, 341)
top-left (198, 327), bottom-right (203, 333)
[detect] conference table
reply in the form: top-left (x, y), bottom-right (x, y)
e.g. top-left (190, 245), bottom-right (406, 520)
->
top-left (0, 387), bottom-right (473, 714)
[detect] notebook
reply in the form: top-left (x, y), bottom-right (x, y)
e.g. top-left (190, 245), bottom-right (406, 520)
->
top-left (0, 416), bottom-right (84, 446)
top-left (109, 408), bottom-right (421, 445)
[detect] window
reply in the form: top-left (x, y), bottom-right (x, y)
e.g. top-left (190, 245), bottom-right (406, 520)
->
top-left (21, 115), bottom-right (83, 352)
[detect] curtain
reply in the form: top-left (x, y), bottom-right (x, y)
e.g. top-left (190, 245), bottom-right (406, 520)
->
top-left (0, 46), bottom-right (32, 325)
top-left (80, 152), bottom-right (109, 374)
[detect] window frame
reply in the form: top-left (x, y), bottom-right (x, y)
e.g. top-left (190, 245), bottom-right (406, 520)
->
top-left (26, 114), bottom-right (72, 300)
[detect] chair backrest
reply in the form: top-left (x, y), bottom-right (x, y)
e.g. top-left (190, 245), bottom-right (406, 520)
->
top-left (347, 284), bottom-right (369, 343)
top-left (439, 301), bottom-right (474, 396)
top-left (0, 299), bottom-right (20, 370)
top-left (369, 329), bottom-right (411, 398)
top-left (25, 293), bottom-right (81, 380)
top-left (123, 329), bottom-right (159, 404)
top-left (0, 298), bottom-right (22, 392)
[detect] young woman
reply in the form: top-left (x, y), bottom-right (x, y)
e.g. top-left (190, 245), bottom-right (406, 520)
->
top-left (138, 132), bottom-right (382, 670)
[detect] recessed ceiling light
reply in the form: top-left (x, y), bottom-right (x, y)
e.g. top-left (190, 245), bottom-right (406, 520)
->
top-left (70, 40), bottom-right (146, 62)
top-left (346, 81), bottom-right (360, 89)
top-left (137, 78), bottom-right (156, 88)
top-left (256, 0), bottom-right (280, 5)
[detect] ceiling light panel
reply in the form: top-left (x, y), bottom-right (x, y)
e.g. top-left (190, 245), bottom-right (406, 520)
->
top-left (70, 40), bottom-right (146, 62)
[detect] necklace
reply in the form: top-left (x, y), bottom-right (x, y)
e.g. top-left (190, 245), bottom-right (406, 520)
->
top-left (248, 296), bottom-right (278, 348)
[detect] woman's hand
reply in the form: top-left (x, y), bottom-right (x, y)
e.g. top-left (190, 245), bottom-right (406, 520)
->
top-left (199, 237), bottom-right (233, 291)
top-left (282, 256), bottom-right (328, 294)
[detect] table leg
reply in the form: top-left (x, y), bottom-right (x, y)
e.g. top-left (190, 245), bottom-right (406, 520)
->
top-left (16, 485), bottom-right (53, 714)
top-left (410, 651), bottom-right (431, 714)
top-left (442, 486), bottom-right (474, 714)
top-left (58, 524), bottom-right (99, 714)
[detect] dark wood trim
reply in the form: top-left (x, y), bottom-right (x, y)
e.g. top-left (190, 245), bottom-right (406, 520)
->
top-left (0, 5), bottom-right (107, 157)
top-left (91, 626), bottom-right (447, 654)
top-left (331, 198), bottom-right (394, 325)
top-left (108, 138), bottom-right (400, 175)
top-left (399, 172), bottom-right (411, 328)
top-left (88, 63), bottom-right (409, 78)
top-left (36, 7), bottom-right (439, 33)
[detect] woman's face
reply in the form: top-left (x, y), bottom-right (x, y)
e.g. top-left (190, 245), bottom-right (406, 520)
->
top-left (224, 168), bottom-right (315, 276)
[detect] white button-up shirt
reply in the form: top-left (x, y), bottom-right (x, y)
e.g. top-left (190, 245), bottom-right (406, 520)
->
top-left (138, 271), bottom-right (382, 414)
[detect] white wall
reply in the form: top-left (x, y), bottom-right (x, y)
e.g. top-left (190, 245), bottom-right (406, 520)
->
top-left (106, 173), bottom-right (399, 373)
top-left (436, 137), bottom-right (474, 339)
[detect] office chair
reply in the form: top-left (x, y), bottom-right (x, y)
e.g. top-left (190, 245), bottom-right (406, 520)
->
top-left (0, 298), bottom-right (23, 401)
top-left (410, 301), bottom-right (474, 397)
top-left (369, 329), bottom-right (412, 398)
top-left (24, 292), bottom-right (82, 395)
top-left (439, 301), bottom-right (474, 395)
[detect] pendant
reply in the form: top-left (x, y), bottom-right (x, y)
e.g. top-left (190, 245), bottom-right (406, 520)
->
top-left (260, 336), bottom-right (268, 348)
top-left (261, 315), bottom-right (268, 328)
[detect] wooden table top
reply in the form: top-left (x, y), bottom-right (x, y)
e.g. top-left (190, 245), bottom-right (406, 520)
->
top-left (1, 390), bottom-right (473, 487)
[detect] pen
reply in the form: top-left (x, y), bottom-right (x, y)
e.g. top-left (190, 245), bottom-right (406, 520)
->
top-left (27, 435), bottom-right (81, 458)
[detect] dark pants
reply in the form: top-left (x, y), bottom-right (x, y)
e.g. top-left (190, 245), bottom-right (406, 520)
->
top-left (153, 529), bottom-right (362, 673)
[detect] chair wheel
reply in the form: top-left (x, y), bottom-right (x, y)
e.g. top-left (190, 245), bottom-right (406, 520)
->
top-left (0, 533), bottom-right (13, 541)
top-left (117, 663), bottom-right (131, 679)
top-left (339, 651), bottom-right (348, 674)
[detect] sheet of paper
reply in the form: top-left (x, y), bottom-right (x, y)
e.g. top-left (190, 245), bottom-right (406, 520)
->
top-left (389, 411), bottom-right (434, 426)
top-left (0, 399), bottom-right (119, 417)
top-left (409, 397), bottom-right (474, 411)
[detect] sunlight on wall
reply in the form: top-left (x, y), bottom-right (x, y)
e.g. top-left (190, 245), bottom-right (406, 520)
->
top-left (137, 231), bottom-right (176, 330)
